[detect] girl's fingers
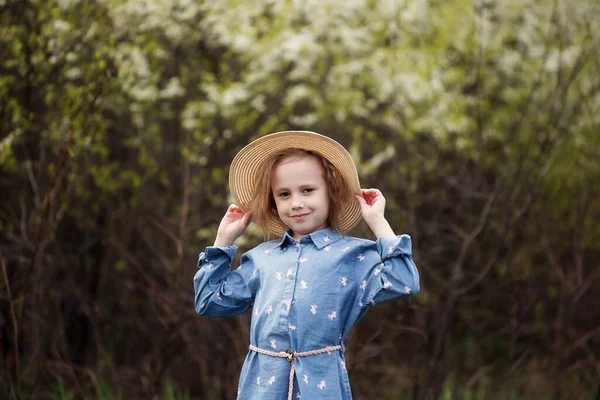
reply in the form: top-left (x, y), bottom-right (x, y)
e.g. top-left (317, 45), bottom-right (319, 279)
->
top-left (226, 204), bottom-right (249, 219)
top-left (358, 188), bottom-right (384, 207)
top-left (360, 188), bottom-right (380, 198)
top-left (228, 204), bottom-right (242, 212)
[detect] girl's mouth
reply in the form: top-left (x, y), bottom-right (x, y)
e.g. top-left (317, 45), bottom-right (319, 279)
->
top-left (292, 213), bottom-right (309, 220)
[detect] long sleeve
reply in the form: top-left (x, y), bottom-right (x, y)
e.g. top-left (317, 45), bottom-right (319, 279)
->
top-left (350, 234), bottom-right (420, 324)
top-left (194, 245), bottom-right (260, 317)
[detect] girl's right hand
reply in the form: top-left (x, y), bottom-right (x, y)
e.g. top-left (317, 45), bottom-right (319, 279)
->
top-left (213, 204), bottom-right (252, 247)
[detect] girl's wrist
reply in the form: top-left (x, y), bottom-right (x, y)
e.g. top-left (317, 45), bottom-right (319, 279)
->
top-left (366, 217), bottom-right (395, 238)
top-left (214, 234), bottom-right (235, 247)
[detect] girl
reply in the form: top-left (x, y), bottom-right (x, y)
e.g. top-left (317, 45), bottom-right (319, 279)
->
top-left (194, 131), bottom-right (420, 400)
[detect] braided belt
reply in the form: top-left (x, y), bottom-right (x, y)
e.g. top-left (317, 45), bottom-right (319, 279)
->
top-left (248, 344), bottom-right (342, 400)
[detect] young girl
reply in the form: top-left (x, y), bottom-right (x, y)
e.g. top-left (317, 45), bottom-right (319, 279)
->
top-left (194, 131), bottom-right (420, 400)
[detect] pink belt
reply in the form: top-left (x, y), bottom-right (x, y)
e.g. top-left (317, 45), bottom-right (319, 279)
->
top-left (249, 344), bottom-right (342, 400)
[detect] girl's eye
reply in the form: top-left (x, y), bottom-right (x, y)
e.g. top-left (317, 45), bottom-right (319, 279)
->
top-left (278, 192), bottom-right (289, 197)
top-left (303, 188), bottom-right (314, 193)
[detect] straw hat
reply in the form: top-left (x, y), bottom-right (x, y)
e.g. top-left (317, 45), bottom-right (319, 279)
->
top-left (229, 130), bottom-right (363, 235)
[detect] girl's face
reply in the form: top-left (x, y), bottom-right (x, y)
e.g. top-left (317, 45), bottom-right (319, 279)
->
top-left (271, 155), bottom-right (330, 241)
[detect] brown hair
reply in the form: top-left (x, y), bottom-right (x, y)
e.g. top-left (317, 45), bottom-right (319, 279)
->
top-left (248, 149), bottom-right (355, 238)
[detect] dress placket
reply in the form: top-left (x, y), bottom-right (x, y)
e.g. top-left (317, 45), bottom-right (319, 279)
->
top-left (277, 243), bottom-right (301, 332)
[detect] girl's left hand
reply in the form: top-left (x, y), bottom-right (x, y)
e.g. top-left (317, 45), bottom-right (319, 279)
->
top-left (355, 188), bottom-right (386, 225)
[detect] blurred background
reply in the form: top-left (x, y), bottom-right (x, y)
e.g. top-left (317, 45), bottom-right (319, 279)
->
top-left (1, 0), bottom-right (599, 399)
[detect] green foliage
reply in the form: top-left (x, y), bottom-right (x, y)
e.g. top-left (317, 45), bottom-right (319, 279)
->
top-left (43, 382), bottom-right (76, 400)
top-left (160, 380), bottom-right (190, 400)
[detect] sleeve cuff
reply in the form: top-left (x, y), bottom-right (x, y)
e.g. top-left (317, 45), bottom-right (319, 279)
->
top-left (198, 245), bottom-right (238, 265)
top-left (377, 234), bottom-right (412, 260)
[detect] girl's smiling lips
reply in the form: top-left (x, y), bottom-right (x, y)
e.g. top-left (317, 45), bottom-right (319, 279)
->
top-left (291, 213), bottom-right (310, 220)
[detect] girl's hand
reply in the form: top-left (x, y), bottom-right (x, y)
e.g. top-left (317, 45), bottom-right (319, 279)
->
top-left (214, 204), bottom-right (252, 247)
top-left (355, 189), bottom-right (396, 238)
top-left (355, 188), bottom-right (386, 224)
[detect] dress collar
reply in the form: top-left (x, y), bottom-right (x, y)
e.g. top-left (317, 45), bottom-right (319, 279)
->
top-left (274, 230), bottom-right (295, 249)
top-left (275, 228), bottom-right (343, 249)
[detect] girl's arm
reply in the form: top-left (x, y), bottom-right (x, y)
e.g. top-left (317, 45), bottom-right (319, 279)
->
top-left (193, 204), bottom-right (258, 317)
top-left (348, 234), bottom-right (420, 327)
top-left (349, 189), bottom-right (420, 322)
top-left (194, 246), bottom-right (259, 317)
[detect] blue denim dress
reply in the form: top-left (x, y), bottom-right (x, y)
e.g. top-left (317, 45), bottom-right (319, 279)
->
top-left (194, 228), bottom-right (420, 399)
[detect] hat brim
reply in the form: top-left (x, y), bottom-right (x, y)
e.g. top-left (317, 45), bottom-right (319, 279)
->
top-left (229, 130), bottom-right (363, 236)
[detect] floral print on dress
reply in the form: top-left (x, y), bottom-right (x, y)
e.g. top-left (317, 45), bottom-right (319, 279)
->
top-left (267, 376), bottom-right (276, 385)
top-left (303, 374), bottom-right (309, 384)
top-left (341, 246), bottom-right (350, 252)
top-left (384, 282), bottom-right (393, 290)
top-left (310, 304), bottom-right (318, 315)
top-left (270, 339), bottom-right (277, 349)
top-left (324, 236), bottom-right (331, 243)
top-left (373, 267), bottom-right (381, 276)
top-left (317, 380), bottom-right (326, 390)
top-left (287, 269), bottom-right (294, 278)
top-left (360, 280), bottom-right (367, 290)
top-left (324, 245), bottom-right (331, 252)
top-left (341, 276), bottom-right (348, 287)
top-left (265, 305), bottom-right (273, 315)
top-left (276, 271), bottom-right (283, 280)
top-left (257, 376), bottom-right (261, 386)
top-left (299, 257), bottom-right (308, 263)
top-left (296, 393), bottom-right (302, 399)
top-left (404, 285), bottom-right (411, 294)
top-left (264, 249), bottom-right (272, 255)
top-left (357, 253), bottom-right (365, 261)
top-left (205, 263), bottom-right (213, 270)
top-left (328, 311), bottom-right (337, 320)
top-left (300, 280), bottom-right (308, 290)
top-left (288, 323), bottom-right (297, 331)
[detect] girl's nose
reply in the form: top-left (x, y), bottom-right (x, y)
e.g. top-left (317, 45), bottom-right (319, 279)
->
top-left (292, 197), bottom-right (304, 210)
